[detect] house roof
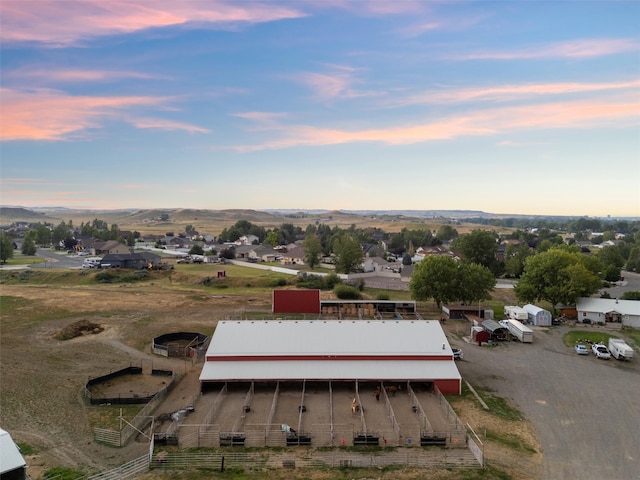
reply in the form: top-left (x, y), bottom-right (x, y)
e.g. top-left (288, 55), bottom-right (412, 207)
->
top-left (0, 427), bottom-right (26, 473)
top-left (102, 252), bottom-right (160, 262)
top-left (576, 298), bottom-right (640, 316)
top-left (200, 319), bottom-right (460, 383)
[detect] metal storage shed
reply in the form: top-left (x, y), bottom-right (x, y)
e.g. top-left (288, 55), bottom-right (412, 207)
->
top-left (199, 319), bottom-right (462, 394)
top-left (523, 304), bottom-right (552, 326)
top-left (0, 427), bottom-right (27, 480)
top-left (480, 319), bottom-right (508, 341)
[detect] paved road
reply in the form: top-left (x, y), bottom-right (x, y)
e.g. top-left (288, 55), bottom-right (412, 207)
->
top-left (454, 323), bottom-right (640, 480)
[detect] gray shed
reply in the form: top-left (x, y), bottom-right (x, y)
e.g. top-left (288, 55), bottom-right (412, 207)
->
top-left (523, 304), bottom-right (552, 326)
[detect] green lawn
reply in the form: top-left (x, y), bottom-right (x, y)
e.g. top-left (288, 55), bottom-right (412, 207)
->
top-left (562, 330), bottom-right (619, 347)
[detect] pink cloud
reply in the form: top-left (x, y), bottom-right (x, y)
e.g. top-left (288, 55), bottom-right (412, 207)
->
top-left (0, 0), bottom-right (306, 46)
top-left (450, 38), bottom-right (639, 60)
top-left (293, 67), bottom-right (384, 101)
top-left (401, 80), bottom-right (640, 105)
top-left (130, 117), bottom-right (210, 133)
top-left (0, 88), bottom-right (206, 140)
top-left (233, 97), bottom-right (639, 151)
top-left (7, 68), bottom-right (159, 83)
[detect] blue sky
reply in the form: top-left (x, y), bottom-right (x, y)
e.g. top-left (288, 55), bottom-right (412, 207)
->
top-left (1, 1), bottom-right (639, 216)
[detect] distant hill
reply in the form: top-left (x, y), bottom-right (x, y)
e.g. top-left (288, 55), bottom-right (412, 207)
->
top-left (0, 207), bottom-right (50, 223)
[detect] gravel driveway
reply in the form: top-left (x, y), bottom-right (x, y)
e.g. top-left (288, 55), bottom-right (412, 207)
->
top-left (454, 323), bottom-right (640, 480)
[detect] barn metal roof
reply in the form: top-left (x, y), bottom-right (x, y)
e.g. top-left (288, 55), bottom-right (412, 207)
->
top-left (199, 359), bottom-right (461, 382)
top-left (205, 319), bottom-right (452, 358)
top-left (199, 320), bottom-right (461, 383)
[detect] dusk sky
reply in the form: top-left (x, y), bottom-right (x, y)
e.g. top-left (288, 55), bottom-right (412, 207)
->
top-left (1, 1), bottom-right (639, 217)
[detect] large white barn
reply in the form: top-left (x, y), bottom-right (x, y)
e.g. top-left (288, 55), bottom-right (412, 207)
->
top-left (199, 319), bottom-right (462, 394)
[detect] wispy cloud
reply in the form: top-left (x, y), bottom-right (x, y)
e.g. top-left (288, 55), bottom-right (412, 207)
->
top-left (0, 88), bottom-right (207, 141)
top-left (130, 117), bottom-right (210, 133)
top-left (449, 38), bottom-right (639, 60)
top-left (293, 66), bottom-right (383, 101)
top-left (0, 0), bottom-right (307, 47)
top-left (397, 80), bottom-right (640, 105)
top-left (232, 97), bottom-right (639, 151)
top-left (6, 68), bottom-right (161, 83)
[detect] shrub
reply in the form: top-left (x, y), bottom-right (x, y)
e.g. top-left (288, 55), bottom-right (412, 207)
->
top-left (376, 292), bottom-right (390, 301)
top-left (95, 271), bottom-right (116, 283)
top-left (334, 284), bottom-right (362, 300)
top-left (296, 273), bottom-right (325, 289)
top-left (324, 273), bottom-right (342, 289)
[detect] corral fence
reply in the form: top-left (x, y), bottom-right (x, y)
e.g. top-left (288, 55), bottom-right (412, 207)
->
top-left (93, 373), bottom-right (180, 447)
top-left (85, 365), bottom-right (175, 405)
top-left (150, 447), bottom-right (480, 470)
top-left (151, 331), bottom-right (209, 359)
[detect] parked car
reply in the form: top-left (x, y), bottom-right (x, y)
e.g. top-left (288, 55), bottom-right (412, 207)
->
top-left (591, 343), bottom-right (611, 360)
top-left (574, 344), bottom-right (589, 355)
top-left (452, 348), bottom-right (463, 360)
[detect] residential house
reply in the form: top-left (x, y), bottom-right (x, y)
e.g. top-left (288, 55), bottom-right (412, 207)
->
top-left (236, 234), bottom-right (259, 246)
top-left (362, 256), bottom-right (401, 273)
top-left (93, 240), bottom-right (131, 255)
top-left (280, 245), bottom-right (305, 265)
top-left (575, 297), bottom-right (640, 328)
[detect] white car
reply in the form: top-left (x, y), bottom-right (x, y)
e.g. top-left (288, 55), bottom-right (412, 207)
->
top-left (591, 343), bottom-right (611, 360)
top-left (452, 348), bottom-right (463, 360)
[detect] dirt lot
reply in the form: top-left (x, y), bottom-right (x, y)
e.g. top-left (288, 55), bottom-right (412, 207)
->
top-left (0, 275), bottom-right (539, 479)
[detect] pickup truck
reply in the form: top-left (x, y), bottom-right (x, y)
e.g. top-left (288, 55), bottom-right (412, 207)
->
top-left (591, 343), bottom-right (611, 360)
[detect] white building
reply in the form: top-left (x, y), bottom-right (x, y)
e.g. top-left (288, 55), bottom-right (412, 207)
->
top-left (199, 319), bottom-right (462, 394)
top-left (0, 427), bottom-right (27, 480)
top-left (575, 298), bottom-right (640, 328)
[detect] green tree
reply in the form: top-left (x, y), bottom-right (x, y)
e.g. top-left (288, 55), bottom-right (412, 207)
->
top-left (457, 263), bottom-right (496, 305)
top-left (333, 235), bottom-right (363, 274)
top-left (303, 234), bottom-right (322, 268)
top-left (33, 224), bottom-right (52, 246)
top-left (0, 232), bottom-right (14, 263)
top-left (626, 246), bottom-right (640, 272)
top-left (189, 244), bottom-right (204, 255)
top-left (514, 248), bottom-right (602, 313)
top-left (452, 230), bottom-right (498, 272)
top-left (22, 236), bottom-right (37, 256)
top-left (265, 231), bottom-right (280, 247)
top-left (436, 224), bottom-right (459, 243)
top-left (620, 291), bottom-right (640, 300)
top-left (409, 256), bottom-right (459, 308)
top-left (52, 221), bottom-right (71, 248)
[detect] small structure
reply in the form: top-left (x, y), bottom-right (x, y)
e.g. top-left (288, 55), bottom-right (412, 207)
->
top-left (442, 304), bottom-right (492, 320)
top-left (523, 304), bottom-right (552, 326)
top-left (152, 332), bottom-right (209, 357)
top-left (100, 252), bottom-right (161, 269)
top-left (576, 298), bottom-right (640, 328)
top-left (504, 306), bottom-right (529, 322)
top-left (480, 319), bottom-right (508, 341)
top-left (0, 427), bottom-right (27, 480)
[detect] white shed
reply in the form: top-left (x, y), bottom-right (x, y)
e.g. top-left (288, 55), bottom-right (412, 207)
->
top-left (0, 427), bottom-right (27, 480)
top-left (523, 304), bottom-right (552, 326)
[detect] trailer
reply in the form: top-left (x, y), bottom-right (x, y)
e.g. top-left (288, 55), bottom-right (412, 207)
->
top-left (500, 319), bottom-right (533, 343)
top-left (608, 338), bottom-right (634, 361)
top-left (504, 306), bottom-right (529, 322)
